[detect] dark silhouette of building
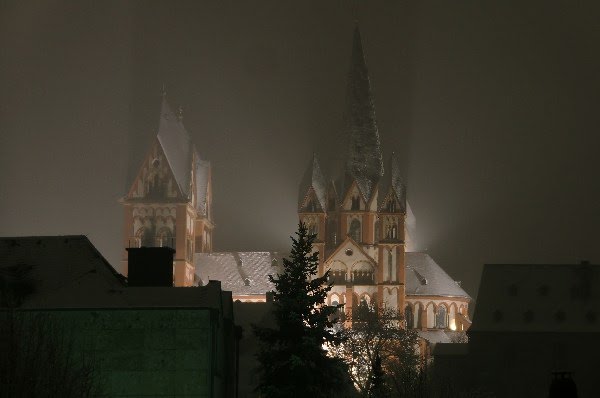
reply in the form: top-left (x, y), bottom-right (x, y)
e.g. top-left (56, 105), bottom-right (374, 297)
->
top-left (433, 262), bottom-right (598, 397)
top-left (0, 235), bottom-right (239, 397)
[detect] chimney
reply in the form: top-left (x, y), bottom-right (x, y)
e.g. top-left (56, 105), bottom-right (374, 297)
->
top-left (127, 247), bottom-right (175, 287)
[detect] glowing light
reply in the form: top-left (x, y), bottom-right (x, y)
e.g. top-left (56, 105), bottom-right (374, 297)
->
top-left (449, 319), bottom-right (457, 331)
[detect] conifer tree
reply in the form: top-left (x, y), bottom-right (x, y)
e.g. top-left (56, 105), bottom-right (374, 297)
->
top-left (254, 222), bottom-right (352, 397)
top-left (368, 352), bottom-right (389, 398)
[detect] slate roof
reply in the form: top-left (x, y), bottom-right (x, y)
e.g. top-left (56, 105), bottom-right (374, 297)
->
top-left (298, 153), bottom-right (327, 211)
top-left (0, 236), bottom-right (227, 312)
top-left (194, 250), bottom-right (469, 301)
top-left (405, 252), bottom-right (471, 299)
top-left (417, 329), bottom-right (452, 344)
top-left (377, 152), bottom-right (406, 213)
top-left (195, 252), bottom-right (285, 297)
top-left (470, 263), bottom-right (600, 333)
top-left (343, 25), bottom-right (383, 203)
top-left (157, 95), bottom-right (193, 197)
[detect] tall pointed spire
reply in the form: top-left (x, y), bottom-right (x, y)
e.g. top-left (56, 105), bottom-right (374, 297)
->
top-left (344, 25), bottom-right (384, 202)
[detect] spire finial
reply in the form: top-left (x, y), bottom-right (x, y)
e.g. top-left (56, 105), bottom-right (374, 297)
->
top-left (177, 106), bottom-right (184, 122)
top-left (352, 0), bottom-right (359, 24)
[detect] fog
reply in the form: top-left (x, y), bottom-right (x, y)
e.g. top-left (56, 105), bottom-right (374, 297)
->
top-left (1, 1), bottom-right (599, 298)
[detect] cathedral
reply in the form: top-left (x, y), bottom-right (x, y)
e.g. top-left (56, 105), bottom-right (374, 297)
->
top-left (121, 27), bottom-right (471, 338)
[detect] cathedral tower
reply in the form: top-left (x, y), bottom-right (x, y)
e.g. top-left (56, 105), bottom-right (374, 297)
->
top-left (298, 26), bottom-right (407, 314)
top-left (121, 92), bottom-right (213, 286)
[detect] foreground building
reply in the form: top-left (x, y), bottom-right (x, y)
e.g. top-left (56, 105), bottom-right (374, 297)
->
top-left (433, 262), bottom-right (599, 397)
top-left (0, 236), bottom-right (238, 398)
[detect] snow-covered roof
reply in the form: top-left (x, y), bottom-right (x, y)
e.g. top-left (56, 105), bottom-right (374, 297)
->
top-left (0, 236), bottom-right (228, 312)
top-left (405, 252), bottom-right (471, 299)
top-left (156, 95), bottom-right (193, 197)
top-left (417, 329), bottom-right (452, 344)
top-left (194, 250), bottom-right (468, 301)
top-left (194, 252), bottom-right (285, 298)
top-left (470, 263), bottom-right (600, 333)
top-left (1, 235), bottom-right (125, 308)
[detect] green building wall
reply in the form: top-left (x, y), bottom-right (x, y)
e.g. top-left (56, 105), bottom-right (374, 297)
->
top-left (18, 308), bottom-right (228, 397)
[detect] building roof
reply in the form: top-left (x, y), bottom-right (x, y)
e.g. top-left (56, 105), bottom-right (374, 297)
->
top-left (195, 252), bottom-right (285, 298)
top-left (194, 250), bottom-right (469, 301)
top-left (470, 263), bottom-right (600, 333)
top-left (417, 329), bottom-right (452, 344)
top-left (156, 94), bottom-right (193, 197)
top-left (0, 236), bottom-right (229, 315)
top-left (343, 25), bottom-right (383, 203)
top-left (298, 153), bottom-right (327, 211)
top-left (405, 252), bottom-right (471, 299)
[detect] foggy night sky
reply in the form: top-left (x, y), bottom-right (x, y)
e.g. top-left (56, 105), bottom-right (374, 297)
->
top-left (1, 1), bottom-right (599, 299)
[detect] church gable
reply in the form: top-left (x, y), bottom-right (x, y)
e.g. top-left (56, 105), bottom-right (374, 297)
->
top-left (300, 188), bottom-right (324, 213)
top-left (342, 181), bottom-right (366, 211)
top-left (378, 189), bottom-right (402, 213)
top-left (325, 237), bottom-right (376, 269)
top-left (126, 139), bottom-right (185, 201)
top-left (325, 237), bottom-right (377, 285)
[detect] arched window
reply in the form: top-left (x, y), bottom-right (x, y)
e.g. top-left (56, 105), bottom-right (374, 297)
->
top-left (387, 199), bottom-right (396, 213)
top-left (139, 227), bottom-right (154, 247)
top-left (449, 305), bottom-right (457, 330)
top-left (405, 305), bottom-right (414, 328)
top-left (157, 227), bottom-right (173, 248)
top-left (388, 250), bottom-right (393, 281)
top-left (351, 196), bottom-right (360, 210)
top-left (349, 219), bottom-right (361, 242)
top-left (436, 305), bottom-right (448, 329)
top-left (414, 303), bottom-right (421, 328)
top-left (308, 222), bottom-right (318, 237)
top-left (360, 296), bottom-right (369, 307)
top-left (426, 304), bottom-right (436, 329)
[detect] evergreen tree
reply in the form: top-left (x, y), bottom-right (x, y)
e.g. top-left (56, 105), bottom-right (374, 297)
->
top-left (368, 352), bottom-right (389, 398)
top-left (253, 222), bottom-right (352, 397)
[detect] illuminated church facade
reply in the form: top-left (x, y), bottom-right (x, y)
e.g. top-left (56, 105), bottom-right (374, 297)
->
top-left (298, 27), bottom-right (471, 333)
top-left (121, 27), bottom-right (471, 336)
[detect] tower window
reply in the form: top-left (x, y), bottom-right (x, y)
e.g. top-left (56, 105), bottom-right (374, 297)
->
top-left (387, 199), bottom-right (396, 212)
top-left (351, 196), bottom-right (360, 210)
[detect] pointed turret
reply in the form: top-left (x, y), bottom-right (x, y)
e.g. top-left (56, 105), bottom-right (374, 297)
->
top-left (298, 153), bottom-right (327, 212)
top-left (343, 25), bottom-right (384, 202)
top-left (378, 152), bottom-right (406, 213)
top-left (157, 94), bottom-right (193, 198)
